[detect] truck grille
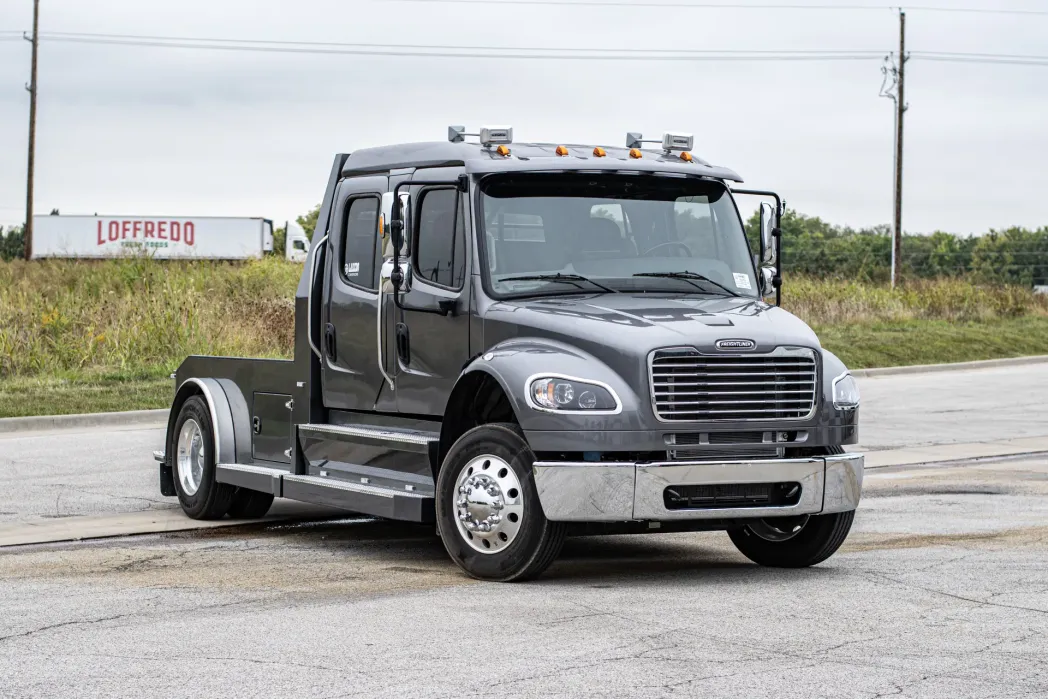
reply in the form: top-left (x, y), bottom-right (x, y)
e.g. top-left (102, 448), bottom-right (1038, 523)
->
top-left (649, 348), bottom-right (817, 422)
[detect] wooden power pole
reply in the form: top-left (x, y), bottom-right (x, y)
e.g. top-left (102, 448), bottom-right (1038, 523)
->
top-left (891, 9), bottom-right (907, 288)
top-left (24, 0), bottom-right (40, 260)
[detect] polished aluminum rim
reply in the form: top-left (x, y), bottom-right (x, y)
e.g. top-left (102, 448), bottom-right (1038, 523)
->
top-left (176, 418), bottom-right (205, 496)
top-left (748, 515), bottom-right (809, 542)
top-left (453, 454), bottom-right (524, 554)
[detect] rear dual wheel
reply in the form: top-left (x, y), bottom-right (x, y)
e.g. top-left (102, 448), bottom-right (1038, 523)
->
top-left (170, 396), bottom-right (273, 520)
top-left (435, 423), bottom-right (566, 582)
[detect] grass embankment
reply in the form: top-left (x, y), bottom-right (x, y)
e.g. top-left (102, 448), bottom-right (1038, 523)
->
top-left (1, 259), bottom-right (1047, 418)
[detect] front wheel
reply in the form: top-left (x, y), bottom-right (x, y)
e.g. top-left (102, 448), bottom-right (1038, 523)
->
top-left (727, 510), bottom-right (855, 568)
top-left (435, 423), bottom-right (566, 582)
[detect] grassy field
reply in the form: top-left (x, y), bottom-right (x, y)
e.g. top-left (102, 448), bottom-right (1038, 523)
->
top-left (2, 258), bottom-right (1047, 417)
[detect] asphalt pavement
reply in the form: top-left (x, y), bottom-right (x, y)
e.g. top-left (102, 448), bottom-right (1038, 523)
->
top-left (1, 362), bottom-right (1047, 698)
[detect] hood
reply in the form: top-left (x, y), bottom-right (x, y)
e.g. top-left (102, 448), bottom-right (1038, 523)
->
top-left (483, 293), bottom-right (820, 359)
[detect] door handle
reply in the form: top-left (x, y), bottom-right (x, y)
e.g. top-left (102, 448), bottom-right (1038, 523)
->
top-left (324, 323), bottom-right (337, 360)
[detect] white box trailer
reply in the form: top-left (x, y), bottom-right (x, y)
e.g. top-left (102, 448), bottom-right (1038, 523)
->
top-left (30, 215), bottom-right (309, 262)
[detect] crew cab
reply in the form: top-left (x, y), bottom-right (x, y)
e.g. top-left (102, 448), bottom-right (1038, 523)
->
top-left (154, 126), bottom-right (863, 581)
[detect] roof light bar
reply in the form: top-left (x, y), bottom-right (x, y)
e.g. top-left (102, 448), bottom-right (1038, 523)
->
top-left (448, 125), bottom-right (514, 146)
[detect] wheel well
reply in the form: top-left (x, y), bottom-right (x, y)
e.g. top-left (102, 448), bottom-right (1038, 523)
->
top-left (167, 382), bottom-right (203, 453)
top-left (436, 372), bottom-right (518, 478)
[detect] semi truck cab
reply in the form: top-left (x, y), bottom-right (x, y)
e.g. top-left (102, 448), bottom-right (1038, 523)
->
top-left (154, 126), bottom-right (863, 581)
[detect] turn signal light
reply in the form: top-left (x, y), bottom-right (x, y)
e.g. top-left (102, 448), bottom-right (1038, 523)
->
top-left (629, 148), bottom-right (642, 159)
top-left (555, 145), bottom-right (569, 156)
top-left (593, 146), bottom-right (606, 157)
top-left (496, 144), bottom-right (511, 156)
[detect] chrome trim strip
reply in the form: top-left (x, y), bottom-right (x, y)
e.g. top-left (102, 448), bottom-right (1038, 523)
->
top-left (217, 463), bottom-right (287, 476)
top-left (283, 473), bottom-right (429, 500)
top-left (647, 346), bottom-right (819, 423)
top-left (299, 423), bottom-right (436, 446)
top-left (307, 234), bottom-right (329, 361)
top-left (523, 372), bottom-right (623, 415)
top-left (153, 450), bottom-right (165, 463)
top-left (376, 260), bottom-right (396, 390)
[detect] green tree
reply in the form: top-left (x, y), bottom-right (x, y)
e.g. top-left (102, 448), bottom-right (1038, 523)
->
top-left (297, 204), bottom-right (321, 240)
top-left (0, 224), bottom-right (25, 261)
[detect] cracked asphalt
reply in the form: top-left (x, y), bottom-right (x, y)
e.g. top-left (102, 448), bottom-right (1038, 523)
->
top-left (2, 455), bottom-right (1048, 698)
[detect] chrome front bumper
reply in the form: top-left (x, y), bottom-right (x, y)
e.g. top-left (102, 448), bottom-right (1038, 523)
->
top-left (532, 454), bottom-right (864, 522)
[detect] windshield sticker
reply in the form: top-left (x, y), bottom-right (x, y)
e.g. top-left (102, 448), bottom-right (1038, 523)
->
top-left (733, 273), bottom-right (752, 290)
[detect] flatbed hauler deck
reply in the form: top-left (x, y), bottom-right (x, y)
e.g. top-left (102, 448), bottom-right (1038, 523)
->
top-left (154, 126), bottom-right (864, 581)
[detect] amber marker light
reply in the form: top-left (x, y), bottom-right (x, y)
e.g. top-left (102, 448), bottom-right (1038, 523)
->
top-left (629, 148), bottom-right (642, 159)
top-left (555, 145), bottom-right (569, 156)
top-left (496, 145), bottom-right (511, 156)
top-left (680, 151), bottom-right (694, 163)
top-left (592, 146), bottom-right (607, 157)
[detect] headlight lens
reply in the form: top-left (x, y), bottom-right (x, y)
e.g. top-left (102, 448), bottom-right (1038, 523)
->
top-left (832, 373), bottom-right (860, 410)
top-left (529, 377), bottom-right (619, 412)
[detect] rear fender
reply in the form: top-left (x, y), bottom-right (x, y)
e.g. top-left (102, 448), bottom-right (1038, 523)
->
top-left (167, 378), bottom-right (238, 466)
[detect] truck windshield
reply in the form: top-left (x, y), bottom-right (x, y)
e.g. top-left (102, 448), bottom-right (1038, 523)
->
top-left (478, 173), bottom-right (758, 299)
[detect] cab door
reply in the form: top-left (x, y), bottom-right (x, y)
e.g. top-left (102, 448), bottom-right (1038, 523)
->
top-left (321, 175), bottom-right (388, 411)
top-left (393, 168), bottom-right (472, 416)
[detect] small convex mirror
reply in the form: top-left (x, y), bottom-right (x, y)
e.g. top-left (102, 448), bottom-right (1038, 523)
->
top-left (759, 202), bottom-right (778, 266)
top-left (760, 266), bottom-right (776, 297)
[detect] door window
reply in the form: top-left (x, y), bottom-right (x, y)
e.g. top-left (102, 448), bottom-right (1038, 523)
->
top-left (341, 197), bottom-right (379, 289)
top-left (414, 188), bottom-right (466, 289)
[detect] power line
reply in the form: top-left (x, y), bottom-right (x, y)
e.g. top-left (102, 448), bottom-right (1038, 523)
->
top-left (37, 34), bottom-right (887, 61)
top-left (39, 31), bottom-right (888, 56)
top-left (383, 0), bottom-right (1048, 15)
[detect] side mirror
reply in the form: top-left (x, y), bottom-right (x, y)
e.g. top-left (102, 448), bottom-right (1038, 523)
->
top-left (759, 266), bottom-right (776, 296)
top-left (759, 202), bottom-right (778, 266)
top-left (380, 258), bottom-right (412, 294)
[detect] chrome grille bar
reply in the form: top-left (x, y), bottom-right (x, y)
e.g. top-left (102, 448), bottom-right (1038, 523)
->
top-left (649, 347), bottom-right (818, 422)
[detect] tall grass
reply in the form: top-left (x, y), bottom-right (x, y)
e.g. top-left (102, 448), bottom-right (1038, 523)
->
top-left (1, 258), bottom-right (1047, 380)
top-left (0, 257), bottom-right (298, 378)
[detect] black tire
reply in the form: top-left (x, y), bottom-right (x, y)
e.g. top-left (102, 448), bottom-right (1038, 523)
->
top-left (728, 510), bottom-right (855, 568)
top-left (435, 423), bottom-right (566, 582)
top-left (169, 395), bottom-right (235, 520)
top-left (227, 489), bottom-right (275, 519)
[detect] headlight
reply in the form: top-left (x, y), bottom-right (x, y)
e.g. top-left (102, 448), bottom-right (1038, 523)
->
top-left (832, 372), bottom-right (860, 410)
top-left (526, 375), bottom-right (621, 413)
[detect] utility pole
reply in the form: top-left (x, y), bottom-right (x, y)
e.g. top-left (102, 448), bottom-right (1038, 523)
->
top-left (24, 0), bottom-right (40, 261)
top-left (891, 9), bottom-right (908, 288)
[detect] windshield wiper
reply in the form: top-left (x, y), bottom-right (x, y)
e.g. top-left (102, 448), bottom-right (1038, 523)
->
top-left (632, 271), bottom-right (740, 297)
top-left (499, 273), bottom-right (618, 294)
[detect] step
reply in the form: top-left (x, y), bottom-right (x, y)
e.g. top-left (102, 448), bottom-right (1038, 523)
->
top-left (214, 463), bottom-right (434, 523)
top-left (298, 423), bottom-right (439, 454)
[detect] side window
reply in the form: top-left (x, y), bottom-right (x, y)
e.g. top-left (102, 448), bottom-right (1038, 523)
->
top-left (341, 197), bottom-right (379, 289)
top-left (414, 188), bottom-right (466, 289)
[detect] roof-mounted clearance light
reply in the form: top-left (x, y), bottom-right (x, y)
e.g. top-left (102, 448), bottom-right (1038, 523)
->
top-left (629, 148), bottom-right (643, 159)
top-left (555, 145), bottom-right (569, 156)
top-left (448, 125), bottom-right (514, 147)
top-left (593, 146), bottom-right (607, 157)
top-left (680, 151), bottom-right (694, 163)
top-left (496, 144), bottom-right (511, 156)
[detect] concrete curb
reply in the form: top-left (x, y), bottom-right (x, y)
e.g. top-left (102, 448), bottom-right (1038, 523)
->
top-left (0, 409), bottom-right (168, 435)
top-left (852, 354), bottom-right (1048, 378)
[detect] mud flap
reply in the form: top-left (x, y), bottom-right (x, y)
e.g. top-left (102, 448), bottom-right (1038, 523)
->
top-left (160, 463), bottom-right (176, 497)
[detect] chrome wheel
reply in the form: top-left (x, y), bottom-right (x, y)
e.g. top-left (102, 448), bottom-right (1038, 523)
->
top-left (748, 515), bottom-right (810, 542)
top-left (453, 454), bottom-right (524, 554)
top-left (176, 418), bottom-right (205, 496)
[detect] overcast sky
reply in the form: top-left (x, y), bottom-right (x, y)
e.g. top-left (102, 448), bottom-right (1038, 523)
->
top-left (0, 0), bottom-right (1045, 233)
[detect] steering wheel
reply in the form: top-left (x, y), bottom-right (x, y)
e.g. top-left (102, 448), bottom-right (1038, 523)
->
top-left (641, 241), bottom-right (692, 257)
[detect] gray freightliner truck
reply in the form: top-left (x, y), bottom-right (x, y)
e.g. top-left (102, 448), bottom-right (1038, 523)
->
top-left (154, 126), bottom-right (864, 581)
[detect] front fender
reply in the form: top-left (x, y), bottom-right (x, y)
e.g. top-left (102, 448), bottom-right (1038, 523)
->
top-left (464, 337), bottom-right (648, 432)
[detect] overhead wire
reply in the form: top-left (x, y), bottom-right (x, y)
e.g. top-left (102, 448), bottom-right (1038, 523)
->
top-left (380, 0), bottom-right (1048, 15)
